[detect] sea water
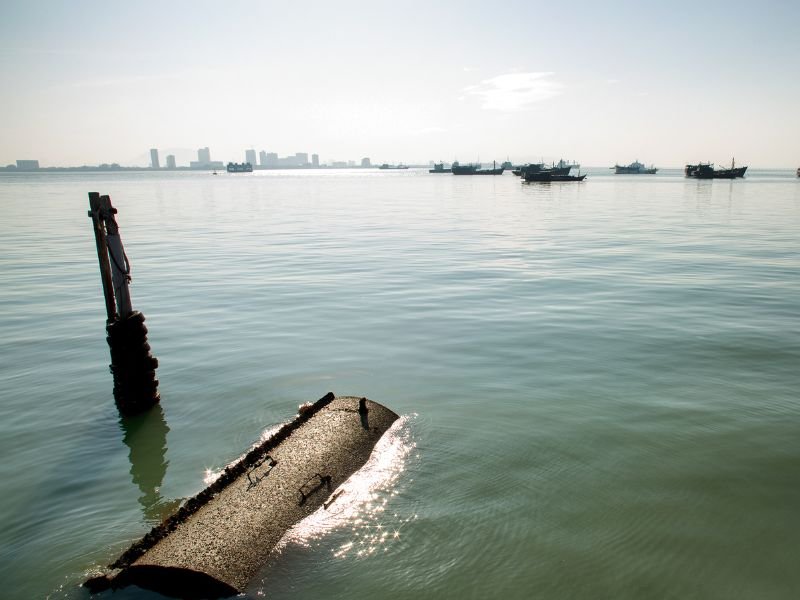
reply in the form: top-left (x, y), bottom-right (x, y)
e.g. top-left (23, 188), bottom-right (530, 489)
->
top-left (0, 168), bottom-right (798, 599)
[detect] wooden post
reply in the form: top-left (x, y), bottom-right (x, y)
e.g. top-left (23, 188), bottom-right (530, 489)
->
top-left (88, 192), bottom-right (118, 322)
top-left (88, 192), bottom-right (159, 415)
top-left (102, 197), bottom-right (134, 320)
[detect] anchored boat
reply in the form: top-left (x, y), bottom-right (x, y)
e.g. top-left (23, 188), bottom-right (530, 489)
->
top-left (514, 163), bottom-right (571, 177)
top-left (226, 162), bottom-right (253, 173)
top-left (429, 162), bottom-right (452, 173)
top-left (452, 161), bottom-right (504, 175)
top-left (613, 160), bottom-right (657, 174)
top-left (685, 159), bottom-right (747, 179)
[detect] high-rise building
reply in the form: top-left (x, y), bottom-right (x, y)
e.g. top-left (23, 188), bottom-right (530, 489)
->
top-left (311, 154), bottom-right (319, 167)
top-left (259, 151), bottom-right (268, 167)
top-left (166, 154), bottom-right (176, 169)
top-left (190, 147), bottom-right (223, 169)
top-left (150, 148), bottom-right (160, 169)
top-left (16, 159), bottom-right (40, 170)
top-left (361, 157), bottom-right (371, 168)
top-left (245, 149), bottom-right (257, 166)
top-left (295, 152), bottom-right (309, 166)
top-left (265, 152), bottom-right (278, 166)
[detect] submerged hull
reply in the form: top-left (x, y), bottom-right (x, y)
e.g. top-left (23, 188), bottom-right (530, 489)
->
top-left (86, 394), bottom-right (399, 597)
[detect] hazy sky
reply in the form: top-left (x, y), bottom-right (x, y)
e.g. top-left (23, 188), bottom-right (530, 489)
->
top-left (1, 0), bottom-right (798, 167)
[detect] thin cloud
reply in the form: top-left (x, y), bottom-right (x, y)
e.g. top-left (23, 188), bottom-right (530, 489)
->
top-left (464, 72), bottom-right (563, 111)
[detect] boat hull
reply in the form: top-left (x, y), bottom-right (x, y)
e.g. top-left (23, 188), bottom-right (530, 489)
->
top-left (524, 172), bottom-right (586, 182)
top-left (452, 162), bottom-right (505, 175)
top-left (86, 394), bottom-right (399, 597)
top-left (686, 164), bottom-right (747, 179)
top-left (614, 166), bottom-right (657, 174)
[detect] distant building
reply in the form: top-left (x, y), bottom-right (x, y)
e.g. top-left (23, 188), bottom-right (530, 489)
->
top-left (259, 151), bottom-right (268, 167)
top-left (331, 161), bottom-right (347, 168)
top-left (312, 153), bottom-right (319, 167)
top-left (245, 149), bottom-right (257, 167)
top-left (190, 147), bottom-right (221, 169)
top-left (166, 154), bottom-right (176, 169)
top-left (361, 157), bottom-right (371, 168)
top-left (295, 152), bottom-right (309, 166)
top-left (150, 148), bottom-right (160, 169)
top-left (16, 160), bottom-right (40, 170)
top-left (265, 152), bottom-right (278, 166)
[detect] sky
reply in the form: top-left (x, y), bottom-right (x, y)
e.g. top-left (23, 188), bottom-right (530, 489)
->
top-left (1, 0), bottom-right (799, 168)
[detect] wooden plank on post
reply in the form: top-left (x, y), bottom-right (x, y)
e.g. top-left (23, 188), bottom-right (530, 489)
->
top-left (88, 192), bottom-right (117, 322)
top-left (101, 194), bottom-right (133, 319)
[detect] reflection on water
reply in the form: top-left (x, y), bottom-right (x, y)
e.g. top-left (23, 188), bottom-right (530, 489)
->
top-left (119, 405), bottom-right (181, 521)
top-left (276, 415), bottom-right (417, 553)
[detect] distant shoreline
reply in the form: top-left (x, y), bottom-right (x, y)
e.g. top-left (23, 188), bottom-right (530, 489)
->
top-left (0, 165), bottom-right (403, 173)
top-left (2, 165), bottom-right (797, 173)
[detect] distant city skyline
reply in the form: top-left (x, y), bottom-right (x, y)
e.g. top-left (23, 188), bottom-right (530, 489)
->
top-left (1, 1), bottom-right (799, 168)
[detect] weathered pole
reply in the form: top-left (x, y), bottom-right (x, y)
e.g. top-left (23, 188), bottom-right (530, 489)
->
top-left (88, 193), bottom-right (117, 322)
top-left (88, 193), bottom-right (160, 415)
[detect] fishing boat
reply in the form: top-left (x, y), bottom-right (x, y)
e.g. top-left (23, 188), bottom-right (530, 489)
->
top-left (514, 163), bottom-right (570, 177)
top-left (226, 162), bottom-right (253, 173)
top-left (613, 160), bottom-right (657, 174)
top-left (429, 162), bottom-right (452, 173)
top-left (685, 159), bottom-right (747, 179)
top-left (523, 171), bottom-right (586, 182)
top-left (452, 161), bottom-right (504, 175)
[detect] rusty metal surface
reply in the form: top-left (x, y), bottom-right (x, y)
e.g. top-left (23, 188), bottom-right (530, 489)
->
top-left (95, 394), bottom-right (398, 597)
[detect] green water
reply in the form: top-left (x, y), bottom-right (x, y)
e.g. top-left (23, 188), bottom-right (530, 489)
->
top-left (0, 169), bottom-right (798, 599)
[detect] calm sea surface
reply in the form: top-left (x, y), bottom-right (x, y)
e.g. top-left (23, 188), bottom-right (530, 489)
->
top-left (1, 168), bottom-right (799, 599)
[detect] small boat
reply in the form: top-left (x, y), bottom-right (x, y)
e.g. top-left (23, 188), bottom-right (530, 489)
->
top-left (685, 159), bottom-right (747, 179)
top-left (429, 162), bottom-right (452, 173)
top-left (452, 161), bottom-right (504, 175)
top-left (613, 160), bottom-right (657, 174)
top-left (379, 163), bottom-right (409, 170)
top-left (796, 167), bottom-right (799, 178)
top-left (227, 162), bottom-right (253, 173)
top-left (523, 171), bottom-right (586, 183)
